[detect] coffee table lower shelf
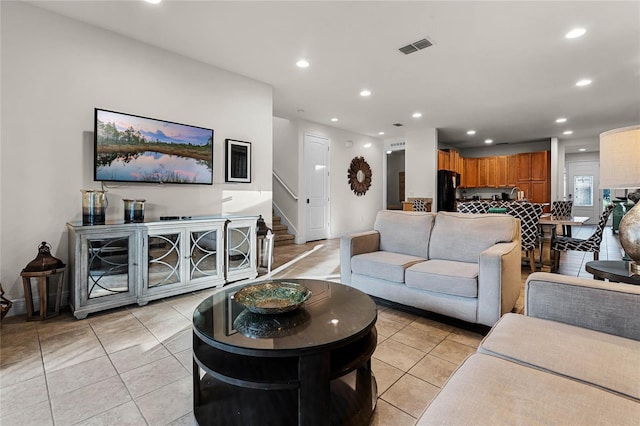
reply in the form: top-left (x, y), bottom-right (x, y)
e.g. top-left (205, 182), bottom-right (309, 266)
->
top-left (194, 370), bottom-right (376, 426)
top-left (193, 328), bottom-right (377, 426)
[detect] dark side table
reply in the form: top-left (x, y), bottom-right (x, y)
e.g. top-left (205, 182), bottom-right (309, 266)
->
top-left (585, 260), bottom-right (640, 285)
top-left (192, 278), bottom-right (378, 426)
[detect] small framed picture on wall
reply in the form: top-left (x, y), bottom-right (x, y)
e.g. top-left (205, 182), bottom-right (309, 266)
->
top-left (225, 139), bottom-right (251, 183)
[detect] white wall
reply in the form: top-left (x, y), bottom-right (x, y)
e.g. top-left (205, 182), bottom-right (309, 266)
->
top-left (272, 117), bottom-right (299, 231)
top-left (272, 118), bottom-right (383, 242)
top-left (0, 2), bottom-right (273, 305)
top-left (460, 140), bottom-right (551, 158)
top-left (404, 128), bottom-right (438, 205)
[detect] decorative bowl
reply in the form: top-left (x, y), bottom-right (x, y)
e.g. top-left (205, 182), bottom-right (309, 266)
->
top-left (231, 281), bottom-right (312, 314)
top-left (233, 308), bottom-right (311, 339)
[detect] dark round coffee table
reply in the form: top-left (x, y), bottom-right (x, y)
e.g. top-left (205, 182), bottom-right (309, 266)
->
top-left (585, 260), bottom-right (640, 285)
top-left (192, 278), bottom-right (378, 426)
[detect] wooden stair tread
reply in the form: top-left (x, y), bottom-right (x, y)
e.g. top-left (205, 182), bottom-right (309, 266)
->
top-left (274, 234), bottom-right (294, 241)
top-left (270, 214), bottom-right (294, 246)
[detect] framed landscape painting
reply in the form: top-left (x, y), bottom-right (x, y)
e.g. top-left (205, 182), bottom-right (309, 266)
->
top-left (225, 139), bottom-right (251, 183)
top-left (94, 108), bottom-right (213, 185)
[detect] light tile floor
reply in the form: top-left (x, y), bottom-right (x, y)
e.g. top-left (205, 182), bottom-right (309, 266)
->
top-left (0, 225), bottom-right (622, 425)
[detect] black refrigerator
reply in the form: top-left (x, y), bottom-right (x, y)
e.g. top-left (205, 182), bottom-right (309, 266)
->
top-left (437, 170), bottom-right (460, 212)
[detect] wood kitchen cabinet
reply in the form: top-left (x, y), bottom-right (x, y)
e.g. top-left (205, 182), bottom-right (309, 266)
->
top-left (515, 151), bottom-right (550, 208)
top-left (496, 156), bottom-right (509, 187)
top-left (478, 157), bottom-right (497, 187)
top-left (530, 181), bottom-right (548, 205)
top-left (448, 150), bottom-right (461, 173)
top-left (438, 149), bottom-right (462, 174)
top-left (438, 150), bottom-right (449, 171)
top-left (516, 153), bottom-right (531, 181)
top-left (531, 151), bottom-right (549, 181)
top-left (463, 158), bottom-right (479, 188)
top-left (507, 155), bottom-right (518, 186)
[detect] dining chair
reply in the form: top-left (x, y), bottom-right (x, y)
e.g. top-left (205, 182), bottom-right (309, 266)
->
top-left (551, 204), bottom-right (615, 271)
top-left (551, 200), bottom-right (573, 235)
top-left (456, 201), bottom-right (488, 214)
top-left (506, 202), bottom-right (544, 272)
top-left (412, 199), bottom-right (428, 211)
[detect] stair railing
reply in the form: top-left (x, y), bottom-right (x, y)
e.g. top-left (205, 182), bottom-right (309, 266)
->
top-left (273, 171), bottom-right (298, 201)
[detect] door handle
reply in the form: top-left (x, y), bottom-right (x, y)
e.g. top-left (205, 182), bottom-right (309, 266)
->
top-left (307, 198), bottom-right (310, 204)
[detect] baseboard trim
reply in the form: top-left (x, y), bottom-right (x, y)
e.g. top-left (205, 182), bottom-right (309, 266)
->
top-left (2, 291), bottom-right (70, 318)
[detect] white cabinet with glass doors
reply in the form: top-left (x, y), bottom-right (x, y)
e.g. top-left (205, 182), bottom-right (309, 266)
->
top-left (140, 221), bottom-right (226, 304)
top-left (67, 215), bottom-right (258, 319)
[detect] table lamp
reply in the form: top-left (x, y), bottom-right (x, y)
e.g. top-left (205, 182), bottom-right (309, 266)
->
top-left (600, 125), bottom-right (640, 275)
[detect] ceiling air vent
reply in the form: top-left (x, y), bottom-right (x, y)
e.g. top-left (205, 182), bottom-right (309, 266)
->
top-left (393, 123), bottom-right (404, 127)
top-left (399, 38), bottom-right (433, 55)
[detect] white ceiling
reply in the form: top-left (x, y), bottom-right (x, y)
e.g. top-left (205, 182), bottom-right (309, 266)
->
top-left (26, 1), bottom-right (640, 153)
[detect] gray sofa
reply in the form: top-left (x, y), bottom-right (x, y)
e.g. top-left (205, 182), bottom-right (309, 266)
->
top-left (418, 272), bottom-right (640, 425)
top-left (340, 210), bottom-right (522, 327)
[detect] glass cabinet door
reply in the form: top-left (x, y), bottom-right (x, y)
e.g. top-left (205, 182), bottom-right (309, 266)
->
top-left (190, 228), bottom-right (220, 281)
top-left (227, 225), bottom-right (252, 273)
top-left (147, 232), bottom-right (182, 288)
top-left (86, 235), bottom-right (133, 299)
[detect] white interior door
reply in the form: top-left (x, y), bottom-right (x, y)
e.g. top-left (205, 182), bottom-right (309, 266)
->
top-left (567, 160), bottom-right (600, 224)
top-left (304, 133), bottom-right (330, 241)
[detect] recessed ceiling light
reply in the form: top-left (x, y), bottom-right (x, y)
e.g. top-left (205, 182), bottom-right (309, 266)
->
top-left (330, 117), bottom-right (338, 122)
top-left (576, 79), bottom-right (592, 87)
top-left (563, 130), bottom-right (574, 135)
top-left (467, 130), bottom-right (476, 135)
top-left (360, 89), bottom-right (371, 97)
top-left (364, 143), bottom-right (372, 148)
top-left (378, 131), bottom-right (385, 135)
top-left (485, 139), bottom-right (493, 144)
top-left (296, 59), bottom-right (310, 68)
top-left (555, 118), bottom-right (567, 123)
top-left (565, 28), bottom-right (586, 39)
top-left (579, 148), bottom-right (586, 152)
top-left (144, 0), bottom-right (162, 4)
top-left (412, 112), bottom-right (422, 118)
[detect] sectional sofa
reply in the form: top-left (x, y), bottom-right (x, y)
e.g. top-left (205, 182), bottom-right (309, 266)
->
top-left (340, 210), bottom-right (521, 327)
top-left (417, 272), bottom-right (640, 425)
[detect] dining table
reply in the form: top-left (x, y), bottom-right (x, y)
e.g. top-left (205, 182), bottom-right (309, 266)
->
top-left (538, 215), bottom-right (590, 237)
top-left (538, 215), bottom-right (590, 271)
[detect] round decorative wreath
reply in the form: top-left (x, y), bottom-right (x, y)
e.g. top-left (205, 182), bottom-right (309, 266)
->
top-left (347, 156), bottom-right (372, 196)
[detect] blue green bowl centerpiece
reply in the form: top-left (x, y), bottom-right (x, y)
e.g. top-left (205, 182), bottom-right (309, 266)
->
top-left (232, 281), bottom-right (312, 314)
top-left (234, 308), bottom-right (311, 338)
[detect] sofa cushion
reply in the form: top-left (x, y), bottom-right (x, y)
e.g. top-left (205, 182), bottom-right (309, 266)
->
top-left (478, 313), bottom-right (640, 401)
top-left (405, 260), bottom-right (478, 297)
top-left (374, 211), bottom-right (435, 258)
top-left (351, 251), bottom-right (425, 283)
top-left (417, 354), bottom-right (640, 426)
top-left (428, 212), bottom-right (517, 263)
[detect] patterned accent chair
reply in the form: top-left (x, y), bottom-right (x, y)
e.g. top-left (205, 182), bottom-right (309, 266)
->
top-left (507, 202), bottom-right (544, 272)
top-left (551, 200), bottom-right (574, 235)
top-left (457, 201), bottom-right (489, 214)
top-left (551, 204), bottom-right (615, 271)
top-left (412, 199), bottom-right (428, 212)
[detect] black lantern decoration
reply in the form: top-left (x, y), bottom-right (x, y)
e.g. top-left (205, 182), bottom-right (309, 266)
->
top-left (0, 284), bottom-right (12, 320)
top-left (256, 215), bottom-right (275, 273)
top-left (20, 242), bottom-right (66, 321)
